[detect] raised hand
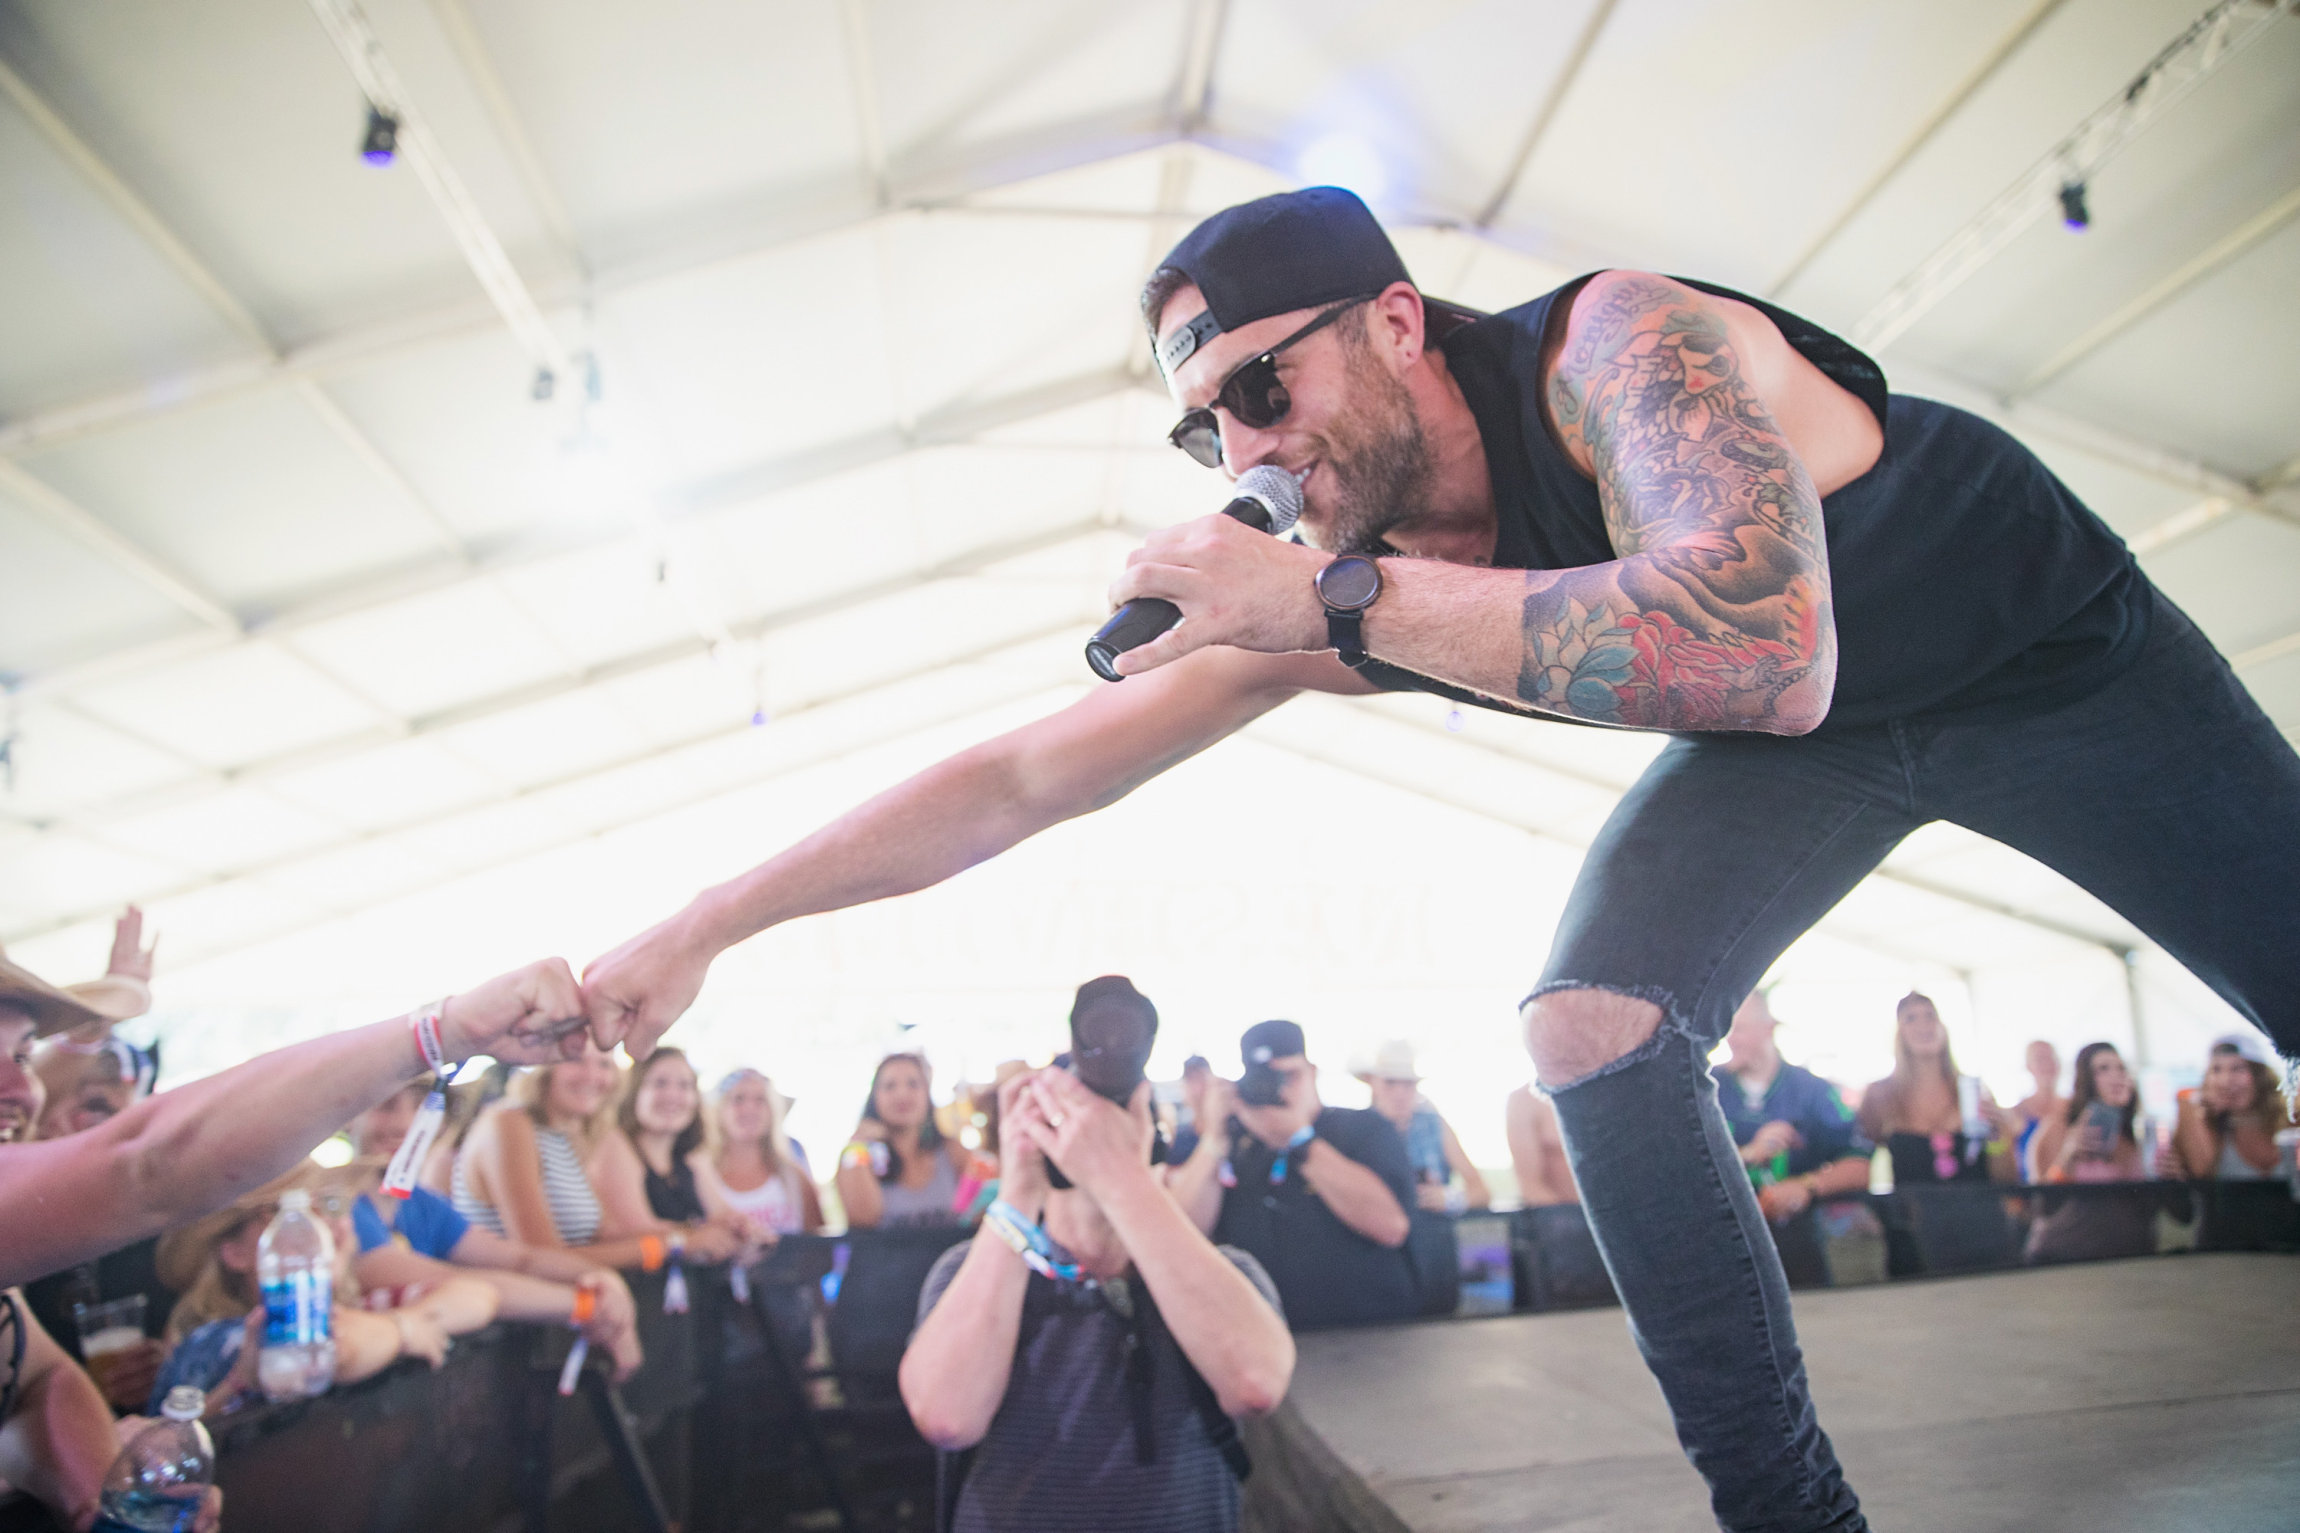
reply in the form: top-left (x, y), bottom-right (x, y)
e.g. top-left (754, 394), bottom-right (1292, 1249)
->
top-left (995, 1069), bottom-right (1052, 1217)
top-left (1194, 1075), bottom-right (1237, 1149)
top-left (437, 959), bottom-right (589, 1066)
top-left (581, 910), bottom-right (718, 1059)
top-left (107, 905), bottom-right (157, 982)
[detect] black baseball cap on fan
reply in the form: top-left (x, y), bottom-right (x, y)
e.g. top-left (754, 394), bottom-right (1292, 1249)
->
top-left (1239, 1018), bottom-right (1306, 1067)
top-left (1068, 976), bottom-right (1158, 1103)
top-left (1150, 186), bottom-right (1486, 377)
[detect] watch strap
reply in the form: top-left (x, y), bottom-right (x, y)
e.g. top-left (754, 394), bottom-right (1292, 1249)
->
top-left (1326, 607), bottom-right (1370, 669)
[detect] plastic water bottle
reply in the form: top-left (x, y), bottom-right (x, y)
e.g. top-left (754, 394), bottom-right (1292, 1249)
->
top-left (95, 1385), bottom-right (212, 1532)
top-left (256, 1188), bottom-right (336, 1402)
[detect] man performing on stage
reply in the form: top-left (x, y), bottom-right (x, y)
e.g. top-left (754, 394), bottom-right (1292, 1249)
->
top-left (581, 188), bottom-right (2300, 1530)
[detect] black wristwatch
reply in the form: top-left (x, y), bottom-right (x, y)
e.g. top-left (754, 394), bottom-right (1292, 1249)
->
top-left (1314, 555), bottom-right (1384, 669)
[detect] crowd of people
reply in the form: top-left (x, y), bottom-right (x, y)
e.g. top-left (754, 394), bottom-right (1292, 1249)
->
top-left (1, 910), bottom-right (2290, 1532)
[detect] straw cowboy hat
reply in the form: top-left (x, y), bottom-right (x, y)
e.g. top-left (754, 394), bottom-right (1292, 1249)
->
top-left (0, 951), bottom-right (120, 1039)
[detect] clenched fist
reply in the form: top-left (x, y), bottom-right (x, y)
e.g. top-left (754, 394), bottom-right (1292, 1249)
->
top-left (581, 906), bottom-right (721, 1059)
top-left (438, 959), bottom-right (591, 1065)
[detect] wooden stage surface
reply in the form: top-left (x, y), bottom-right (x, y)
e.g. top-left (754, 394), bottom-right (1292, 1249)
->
top-left (1242, 1252), bottom-right (2300, 1532)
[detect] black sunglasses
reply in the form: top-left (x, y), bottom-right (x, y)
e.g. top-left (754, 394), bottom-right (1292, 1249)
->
top-left (1165, 297), bottom-right (1373, 469)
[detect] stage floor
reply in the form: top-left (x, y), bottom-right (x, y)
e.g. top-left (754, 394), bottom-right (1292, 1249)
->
top-left (1247, 1252), bottom-right (2300, 1533)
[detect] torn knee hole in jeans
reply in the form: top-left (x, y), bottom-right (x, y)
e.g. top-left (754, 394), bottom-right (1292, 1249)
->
top-left (1523, 980), bottom-right (1701, 1095)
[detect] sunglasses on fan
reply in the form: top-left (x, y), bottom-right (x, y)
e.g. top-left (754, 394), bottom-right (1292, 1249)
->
top-left (1165, 296), bottom-right (1373, 469)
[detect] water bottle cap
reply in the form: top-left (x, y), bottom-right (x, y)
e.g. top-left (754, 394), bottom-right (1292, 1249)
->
top-left (278, 1188), bottom-right (312, 1212)
top-left (162, 1385), bottom-right (205, 1421)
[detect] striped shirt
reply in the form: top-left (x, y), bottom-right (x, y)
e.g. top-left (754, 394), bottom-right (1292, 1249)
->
top-left (452, 1123), bottom-right (602, 1245)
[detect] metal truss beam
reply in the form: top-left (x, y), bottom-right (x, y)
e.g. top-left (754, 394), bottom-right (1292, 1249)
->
top-left (0, 624), bottom-right (1089, 955)
top-left (0, 35), bottom-right (475, 618)
top-left (0, 457), bottom-right (236, 635)
top-left (1473, 0), bottom-right (1619, 229)
top-left (307, 0), bottom-right (573, 384)
top-left (1767, 0), bottom-right (2069, 297)
top-left (20, 365), bottom-right (1147, 696)
top-left (2015, 181), bottom-right (2300, 396)
top-left (15, 517), bottom-right (1119, 838)
top-left (423, 0), bottom-right (585, 267)
top-left (0, 109), bottom-right (1184, 458)
top-left (1854, 0), bottom-right (2294, 353)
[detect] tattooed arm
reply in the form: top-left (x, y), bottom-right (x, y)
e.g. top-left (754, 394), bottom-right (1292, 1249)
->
top-left (1364, 272), bottom-right (1838, 733)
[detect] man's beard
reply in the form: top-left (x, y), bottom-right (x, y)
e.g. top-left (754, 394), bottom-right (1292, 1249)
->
top-left (1311, 349), bottom-right (1438, 556)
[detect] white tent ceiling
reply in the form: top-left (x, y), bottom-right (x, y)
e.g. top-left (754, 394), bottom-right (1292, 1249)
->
top-left (2, 0), bottom-right (2295, 1148)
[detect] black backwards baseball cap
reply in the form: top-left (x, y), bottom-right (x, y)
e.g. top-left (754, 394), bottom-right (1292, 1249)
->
top-left (1068, 976), bottom-right (1158, 1101)
top-left (1240, 1018), bottom-right (1307, 1068)
top-left (1151, 186), bottom-right (1486, 377)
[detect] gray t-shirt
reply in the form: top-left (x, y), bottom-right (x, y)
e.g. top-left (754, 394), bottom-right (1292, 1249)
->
top-left (915, 1241), bottom-right (1281, 1533)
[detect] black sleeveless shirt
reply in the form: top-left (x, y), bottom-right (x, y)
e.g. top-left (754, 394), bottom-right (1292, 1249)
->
top-left (644, 1156), bottom-right (706, 1224)
top-left (1361, 277), bottom-right (2148, 733)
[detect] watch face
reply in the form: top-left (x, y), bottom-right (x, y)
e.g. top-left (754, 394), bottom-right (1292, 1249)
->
top-left (1319, 555), bottom-right (1382, 610)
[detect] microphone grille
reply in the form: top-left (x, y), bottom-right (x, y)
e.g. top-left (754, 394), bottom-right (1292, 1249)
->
top-left (1235, 464), bottom-right (1304, 536)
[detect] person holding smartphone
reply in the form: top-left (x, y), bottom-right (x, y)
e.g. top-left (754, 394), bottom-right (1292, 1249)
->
top-left (2025, 1042), bottom-right (2154, 1264)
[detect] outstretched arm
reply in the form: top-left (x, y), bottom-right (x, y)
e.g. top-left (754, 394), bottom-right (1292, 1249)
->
top-left (1109, 273), bottom-right (1839, 734)
top-left (582, 645), bottom-right (1338, 1056)
top-left (0, 961), bottom-right (588, 1288)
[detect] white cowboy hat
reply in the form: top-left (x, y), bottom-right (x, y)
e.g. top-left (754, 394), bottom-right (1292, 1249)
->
top-left (1362, 1039), bottom-right (1421, 1083)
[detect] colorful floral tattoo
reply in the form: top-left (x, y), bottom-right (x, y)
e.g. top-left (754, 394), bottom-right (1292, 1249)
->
top-left (1520, 274), bottom-right (1836, 732)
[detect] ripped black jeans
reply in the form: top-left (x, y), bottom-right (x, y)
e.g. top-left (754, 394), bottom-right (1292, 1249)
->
top-left (1535, 587), bottom-right (2300, 1533)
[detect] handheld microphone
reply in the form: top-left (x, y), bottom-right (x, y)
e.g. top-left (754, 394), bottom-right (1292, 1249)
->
top-left (1085, 464), bottom-right (1304, 682)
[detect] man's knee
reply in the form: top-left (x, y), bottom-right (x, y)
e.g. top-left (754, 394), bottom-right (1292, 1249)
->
top-left (1522, 987), bottom-right (1666, 1091)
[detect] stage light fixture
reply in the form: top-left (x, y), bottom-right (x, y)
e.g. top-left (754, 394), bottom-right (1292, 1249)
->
top-left (361, 104), bottom-right (399, 166)
top-left (2058, 180), bottom-right (2090, 231)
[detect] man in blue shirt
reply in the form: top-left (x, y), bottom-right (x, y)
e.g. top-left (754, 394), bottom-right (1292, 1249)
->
top-left (1714, 993), bottom-right (1871, 1225)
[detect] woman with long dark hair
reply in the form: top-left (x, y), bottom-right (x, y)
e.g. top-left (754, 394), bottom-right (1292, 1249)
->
top-left (2025, 1041), bottom-right (2154, 1264)
top-left (836, 1052), bottom-right (972, 1228)
top-left (2166, 1034), bottom-right (2291, 1180)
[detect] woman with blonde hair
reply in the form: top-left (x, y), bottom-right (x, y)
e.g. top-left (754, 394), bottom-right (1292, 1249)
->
top-left (2166, 1033), bottom-right (2292, 1180)
top-left (712, 1069), bottom-right (823, 1236)
top-left (454, 1038), bottom-right (735, 1269)
top-left (1856, 993), bottom-right (2012, 1185)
